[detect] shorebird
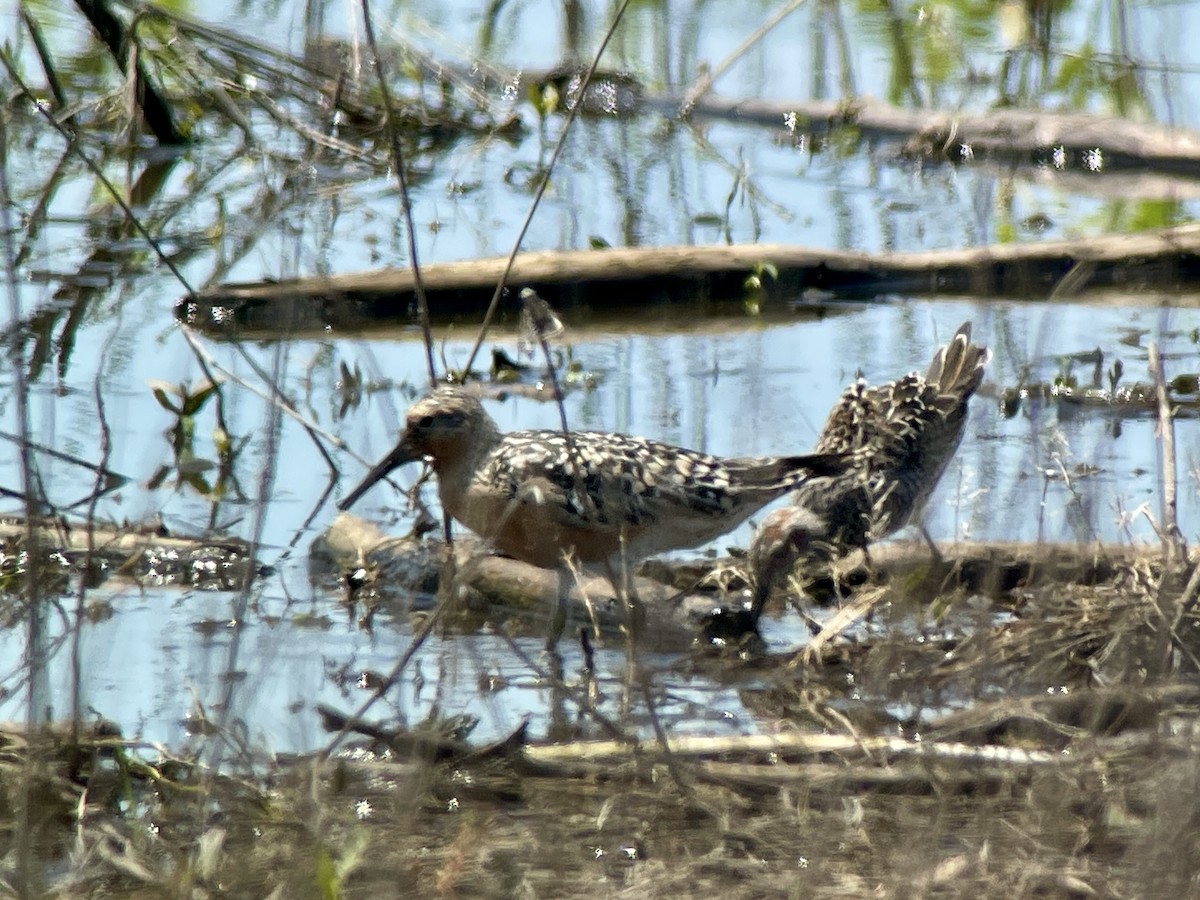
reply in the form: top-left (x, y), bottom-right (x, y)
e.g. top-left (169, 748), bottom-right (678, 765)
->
top-left (339, 386), bottom-right (848, 647)
top-left (746, 322), bottom-right (990, 621)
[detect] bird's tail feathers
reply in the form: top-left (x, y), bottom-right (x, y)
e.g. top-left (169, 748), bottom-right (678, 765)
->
top-left (927, 321), bottom-right (989, 400)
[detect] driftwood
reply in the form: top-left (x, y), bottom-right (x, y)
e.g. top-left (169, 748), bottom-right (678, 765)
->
top-left (683, 94), bottom-right (1200, 176)
top-left (322, 513), bottom-right (1176, 651)
top-left (181, 224), bottom-right (1200, 337)
top-left (0, 517), bottom-right (257, 589)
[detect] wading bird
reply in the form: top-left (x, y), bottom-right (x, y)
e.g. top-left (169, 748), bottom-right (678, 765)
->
top-left (339, 386), bottom-right (848, 648)
top-left (747, 322), bottom-right (990, 622)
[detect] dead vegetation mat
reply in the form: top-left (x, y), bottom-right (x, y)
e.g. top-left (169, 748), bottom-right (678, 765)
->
top-left (4, 561), bottom-right (1200, 897)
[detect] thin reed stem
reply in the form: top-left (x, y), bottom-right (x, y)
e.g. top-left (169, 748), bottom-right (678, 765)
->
top-left (359, 0), bottom-right (436, 388)
top-left (461, 0), bottom-right (632, 377)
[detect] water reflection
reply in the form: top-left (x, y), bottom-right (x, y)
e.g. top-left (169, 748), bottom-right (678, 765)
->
top-left (6, 0), bottom-right (1200, 758)
top-left (1, 299), bottom-right (1196, 751)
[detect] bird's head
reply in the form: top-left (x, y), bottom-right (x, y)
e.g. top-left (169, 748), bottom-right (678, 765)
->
top-left (748, 506), bottom-right (827, 617)
top-left (338, 386), bottom-right (496, 511)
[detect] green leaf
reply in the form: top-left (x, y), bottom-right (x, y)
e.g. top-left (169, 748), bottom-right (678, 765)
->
top-left (182, 381), bottom-right (220, 417)
top-left (1052, 50), bottom-right (1088, 95)
top-left (756, 262), bottom-right (779, 282)
top-left (526, 81), bottom-right (560, 118)
top-left (148, 381), bottom-right (180, 414)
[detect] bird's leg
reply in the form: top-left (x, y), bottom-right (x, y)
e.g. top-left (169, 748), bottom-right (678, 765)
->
top-left (919, 524), bottom-right (946, 567)
top-left (624, 563), bottom-right (646, 646)
top-left (604, 549), bottom-right (644, 649)
top-left (748, 572), bottom-right (772, 623)
top-left (604, 549), bottom-right (645, 715)
top-left (546, 566), bottom-right (572, 652)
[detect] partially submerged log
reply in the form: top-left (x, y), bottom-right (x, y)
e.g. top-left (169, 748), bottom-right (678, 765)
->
top-left (320, 513), bottom-right (1178, 651)
top-left (0, 517), bottom-right (258, 590)
top-left (684, 94), bottom-right (1200, 177)
top-left (315, 513), bottom-right (705, 651)
top-left (181, 224), bottom-right (1200, 338)
top-left (505, 69), bottom-right (1200, 176)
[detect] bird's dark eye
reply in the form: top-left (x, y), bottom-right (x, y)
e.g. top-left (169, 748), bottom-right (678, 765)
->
top-left (418, 415), bottom-right (434, 428)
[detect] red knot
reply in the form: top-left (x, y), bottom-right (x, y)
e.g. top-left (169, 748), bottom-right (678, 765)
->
top-left (340, 386), bottom-right (848, 646)
top-left (748, 322), bottom-right (990, 619)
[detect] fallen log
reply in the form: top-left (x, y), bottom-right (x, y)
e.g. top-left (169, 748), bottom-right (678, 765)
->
top-left (181, 224), bottom-right (1200, 338)
top-left (319, 513), bottom-right (1178, 651)
top-left (0, 517), bottom-right (259, 590)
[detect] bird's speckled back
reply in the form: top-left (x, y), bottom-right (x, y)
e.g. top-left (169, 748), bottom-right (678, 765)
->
top-left (474, 429), bottom-right (841, 557)
top-left (794, 322), bottom-right (990, 550)
top-left (388, 386), bottom-right (847, 566)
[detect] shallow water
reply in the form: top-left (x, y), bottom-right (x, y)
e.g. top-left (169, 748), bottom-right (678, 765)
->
top-left (2, 300), bottom-right (1195, 750)
top-left (2, 0), bottom-right (1200, 752)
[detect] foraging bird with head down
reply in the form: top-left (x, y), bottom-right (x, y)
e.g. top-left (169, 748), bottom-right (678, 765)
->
top-left (746, 322), bottom-right (990, 621)
top-left (339, 385), bottom-right (849, 646)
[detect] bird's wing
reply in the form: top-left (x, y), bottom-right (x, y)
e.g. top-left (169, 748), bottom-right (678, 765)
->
top-left (482, 431), bottom-right (809, 531)
top-left (814, 379), bottom-right (883, 455)
top-left (479, 431), bottom-right (660, 530)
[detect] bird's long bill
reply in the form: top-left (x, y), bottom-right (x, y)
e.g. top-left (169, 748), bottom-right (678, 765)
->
top-left (337, 438), bottom-right (419, 511)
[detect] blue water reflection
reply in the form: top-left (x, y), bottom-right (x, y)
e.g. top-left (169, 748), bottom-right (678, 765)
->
top-left (4, 0), bottom-right (1200, 751)
top-left (2, 300), bottom-right (1197, 750)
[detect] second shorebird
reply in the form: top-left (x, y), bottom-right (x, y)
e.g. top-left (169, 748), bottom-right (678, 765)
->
top-left (340, 386), bottom-right (847, 647)
top-left (748, 322), bottom-right (990, 621)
